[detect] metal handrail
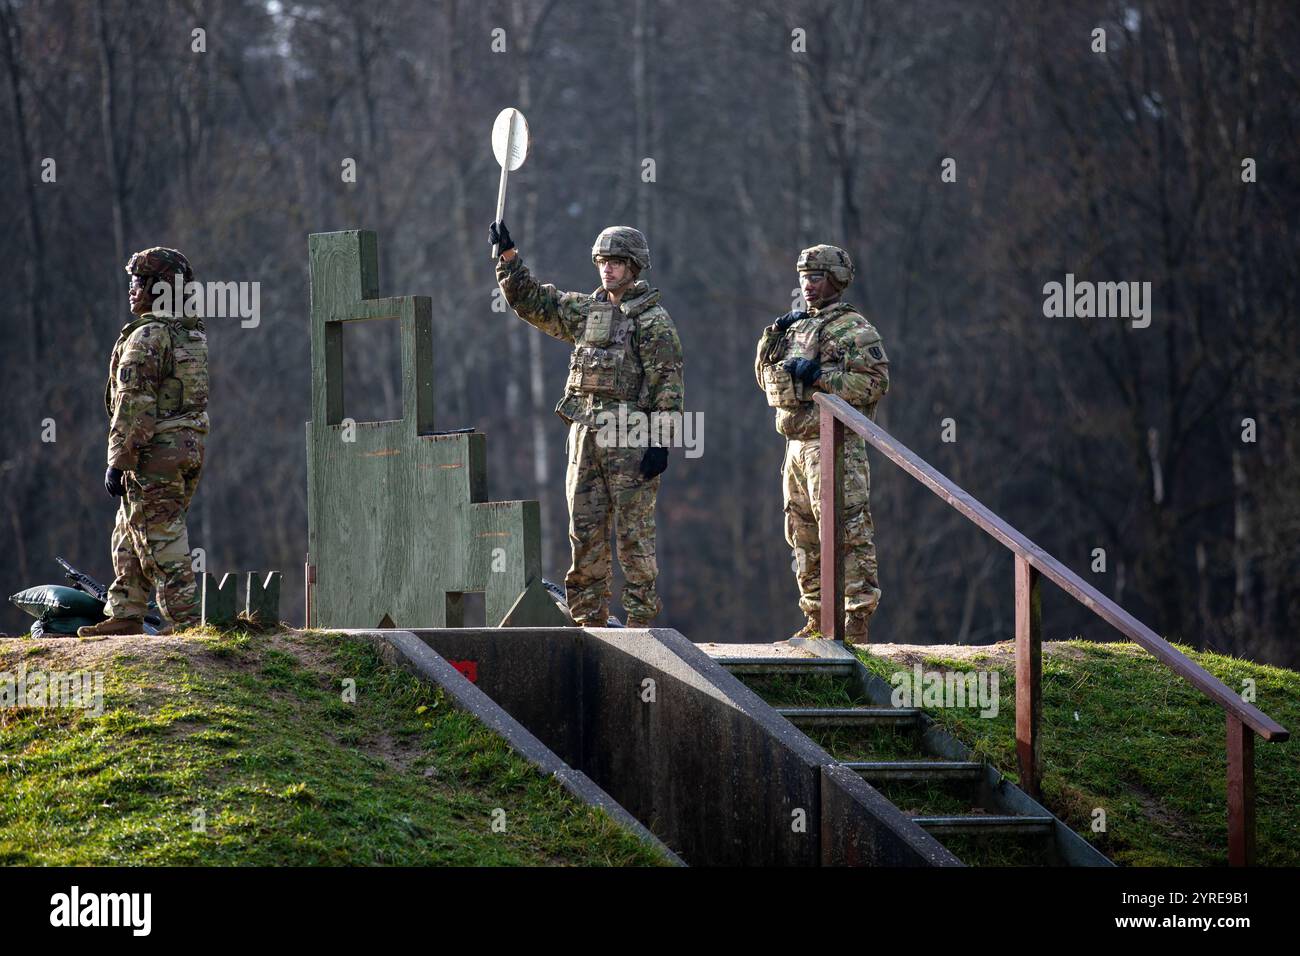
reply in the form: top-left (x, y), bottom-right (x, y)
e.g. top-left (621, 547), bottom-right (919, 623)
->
top-left (813, 392), bottom-right (1289, 866)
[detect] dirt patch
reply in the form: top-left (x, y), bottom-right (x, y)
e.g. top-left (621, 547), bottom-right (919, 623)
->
top-left (0, 632), bottom-right (205, 673)
top-left (859, 640), bottom-right (1090, 670)
top-left (363, 729), bottom-right (425, 773)
top-left (0, 628), bottom-right (345, 674)
top-left (268, 629), bottom-right (341, 675)
top-left (1126, 779), bottom-right (1193, 840)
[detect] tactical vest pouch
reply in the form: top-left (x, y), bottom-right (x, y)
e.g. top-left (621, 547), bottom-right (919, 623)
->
top-left (763, 365), bottom-right (801, 407)
top-left (555, 391), bottom-right (595, 427)
top-left (157, 378), bottom-right (183, 416)
top-left (569, 346), bottom-right (624, 397)
top-left (582, 308), bottom-right (614, 347)
top-left (157, 328), bottom-right (209, 426)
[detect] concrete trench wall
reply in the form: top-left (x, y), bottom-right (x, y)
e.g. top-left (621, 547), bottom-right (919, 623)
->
top-left (390, 626), bottom-right (960, 867)
top-left (352, 629), bottom-right (682, 865)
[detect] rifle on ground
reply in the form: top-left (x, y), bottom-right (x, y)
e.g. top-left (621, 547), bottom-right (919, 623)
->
top-left (56, 556), bottom-right (162, 634)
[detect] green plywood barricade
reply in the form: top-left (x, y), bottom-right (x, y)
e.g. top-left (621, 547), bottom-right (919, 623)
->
top-left (306, 230), bottom-right (557, 629)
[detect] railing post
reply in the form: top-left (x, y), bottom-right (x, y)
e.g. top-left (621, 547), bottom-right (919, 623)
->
top-left (1226, 715), bottom-right (1256, 866)
top-left (1015, 554), bottom-right (1042, 799)
top-left (819, 405), bottom-right (845, 642)
top-left (305, 553), bottom-right (315, 628)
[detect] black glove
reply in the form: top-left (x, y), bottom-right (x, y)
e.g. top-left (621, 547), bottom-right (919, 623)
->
top-left (104, 466), bottom-right (126, 497)
top-left (783, 358), bottom-right (822, 386)
top-left (774, 310), bottom-right (808, 332)
top-left (489, 220), bottom-right (515, 255)
top-left (639, 447), bottom-right (669, 480)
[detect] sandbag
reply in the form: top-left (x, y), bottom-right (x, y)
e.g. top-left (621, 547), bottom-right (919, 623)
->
top-left (10, 585), bottom-right (107, 621)
top-left (30, 617), bottom-right (102, 638)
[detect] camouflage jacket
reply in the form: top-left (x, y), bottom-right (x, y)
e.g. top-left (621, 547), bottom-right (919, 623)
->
top-left (496, 254), bottom-right (684, 427)
top-left (754, 301), bottom-right (889, 440)
top-left (105, 311), bottom-right (209, 471)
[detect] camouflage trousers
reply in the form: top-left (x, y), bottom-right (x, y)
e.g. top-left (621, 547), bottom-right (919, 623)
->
top-left (565, 421), bottom-right (661, 626)
top-left (105, 429), bottom-right (205, 624)
top-left (782, 434), bottom-right (881, 636)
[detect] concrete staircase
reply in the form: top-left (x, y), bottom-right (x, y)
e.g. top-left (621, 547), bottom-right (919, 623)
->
top-left (707, 641), bottom-right (1111, 866)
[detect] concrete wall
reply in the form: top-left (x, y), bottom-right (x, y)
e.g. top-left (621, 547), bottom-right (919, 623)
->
top-left (349, 629), bottom-right (681, 865)
top-left (404, 626), bottom-right (960, 867)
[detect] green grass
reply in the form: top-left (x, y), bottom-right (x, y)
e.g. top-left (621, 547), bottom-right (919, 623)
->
top-left (738, 672), bottom-right (867, 708)
top-left (801, 724), bottom-right (926, 762)
top-left (0, 629), bottom-right (668, 866)
top-left (853, 641), bottom-right (1300, 866)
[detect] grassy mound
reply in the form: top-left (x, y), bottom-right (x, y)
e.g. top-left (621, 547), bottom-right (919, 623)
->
top-left (0, 628), bottom-right (667, 866)
top-left (855, 640), bottom-right (1300, 866)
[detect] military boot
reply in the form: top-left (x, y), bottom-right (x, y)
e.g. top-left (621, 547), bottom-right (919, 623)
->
top-left (626, 617), bottom-right (654, 629)
top-left (790, 616), bottom-right (822, 640)
top-left (843, 614), bottom-right (870, 646)
top-left (77, 617), bottom-right (145, 638)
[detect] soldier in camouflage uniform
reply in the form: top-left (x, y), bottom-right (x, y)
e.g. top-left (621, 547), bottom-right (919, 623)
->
top-left (490, 220), bottom-right (683, 627)
top-left (755, 245), bottom-right (889, 643)
top-left (79, 247), bottom-right (209, 637)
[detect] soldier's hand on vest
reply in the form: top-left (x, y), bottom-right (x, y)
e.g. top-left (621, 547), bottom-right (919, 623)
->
top-left (774, 310), bottom-right (808, 332)
top-left (489, 220), bottom-right (515, 255)
top-left (104, 466), bottom-right (126, 497)
top-left (639, 446), bottom-right (669, 479)
top-left (783, 357), bottom-right (822, 386)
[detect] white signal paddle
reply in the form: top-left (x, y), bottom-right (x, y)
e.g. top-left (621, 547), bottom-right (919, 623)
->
top-left (491, 107), bottom-right (530, 257)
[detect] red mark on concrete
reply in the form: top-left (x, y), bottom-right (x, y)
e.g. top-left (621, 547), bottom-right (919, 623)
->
top-left (448, 660), bottom-right (478, 683)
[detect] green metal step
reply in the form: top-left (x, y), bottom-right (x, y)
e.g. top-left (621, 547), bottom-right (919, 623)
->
top-left (717, 658), bottom-right (857, 677)
top-left (844, 760), bottom-right (984, 783)
top-left (912, 814), bottom-right (1055, 836)
top-left (776, 706), bottom-right (921, 728)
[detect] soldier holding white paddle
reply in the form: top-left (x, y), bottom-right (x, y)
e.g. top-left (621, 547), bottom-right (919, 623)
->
top-left (488, 108), bottom-right (684, 629)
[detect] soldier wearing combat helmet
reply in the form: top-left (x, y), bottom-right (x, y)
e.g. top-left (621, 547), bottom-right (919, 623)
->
top-left (79, 247), bottom-right (209, 637)
top-left (755, 244), bottom-right (888, 643)
top-left (490, 219), bottom-right (683, 627)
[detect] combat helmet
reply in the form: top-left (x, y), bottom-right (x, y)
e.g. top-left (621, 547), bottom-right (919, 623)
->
top-left (125, 246), bottom-right (193, 284)
top-left (592, 226), bottom-right (650, 273)
top-left (797, 244), bottom-right (854, 289)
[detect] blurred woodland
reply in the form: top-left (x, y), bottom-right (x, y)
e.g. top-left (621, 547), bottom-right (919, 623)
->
top-left (1, 0), bottom-right (1297, 666)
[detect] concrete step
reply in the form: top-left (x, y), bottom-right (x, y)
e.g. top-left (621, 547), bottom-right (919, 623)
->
top-left (717, 657), bottom-right (857, 677)
top-left (776, 706), bottom-right (921, 728)
top-left (912, 814), bottom-right (1055, 836)
top-left (844, 760), bottom-right (984, 783)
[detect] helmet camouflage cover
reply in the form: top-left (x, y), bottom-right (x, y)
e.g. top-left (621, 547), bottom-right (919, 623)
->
top-left (124, 246), bottom-right (192, 284)
top-left (797, 244), bottom-right (854, 289)
top-left (591, 226), bottom-right (650, 272)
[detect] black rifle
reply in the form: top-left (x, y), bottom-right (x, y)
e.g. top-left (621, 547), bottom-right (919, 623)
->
top-left (542, 576), bottom-right (623, 627)
top-left (56, 556), bottom-right (161, 633)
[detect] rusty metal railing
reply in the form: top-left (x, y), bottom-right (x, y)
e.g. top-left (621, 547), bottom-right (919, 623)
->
top-left (814, 392), bottom-right (1289, 866)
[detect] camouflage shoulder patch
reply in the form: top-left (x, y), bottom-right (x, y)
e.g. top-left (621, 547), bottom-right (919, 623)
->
top-left (125, 320), bottom-right (169, 345)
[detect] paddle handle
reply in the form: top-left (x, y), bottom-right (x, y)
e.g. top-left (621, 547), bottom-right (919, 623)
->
top-left (491, 112), bottom-right (517, 258)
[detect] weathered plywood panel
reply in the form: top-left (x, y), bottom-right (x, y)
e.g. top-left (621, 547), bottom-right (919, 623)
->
top-left (306, 230), bottom-right (563, 629)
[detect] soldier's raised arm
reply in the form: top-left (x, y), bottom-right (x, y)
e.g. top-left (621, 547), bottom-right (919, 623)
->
top-left (817, 319), bottom-right (890, 409)
top-left (107, 322), bottom-right (167, 472)
top-left (491, 220), bottom-right (586, 344)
